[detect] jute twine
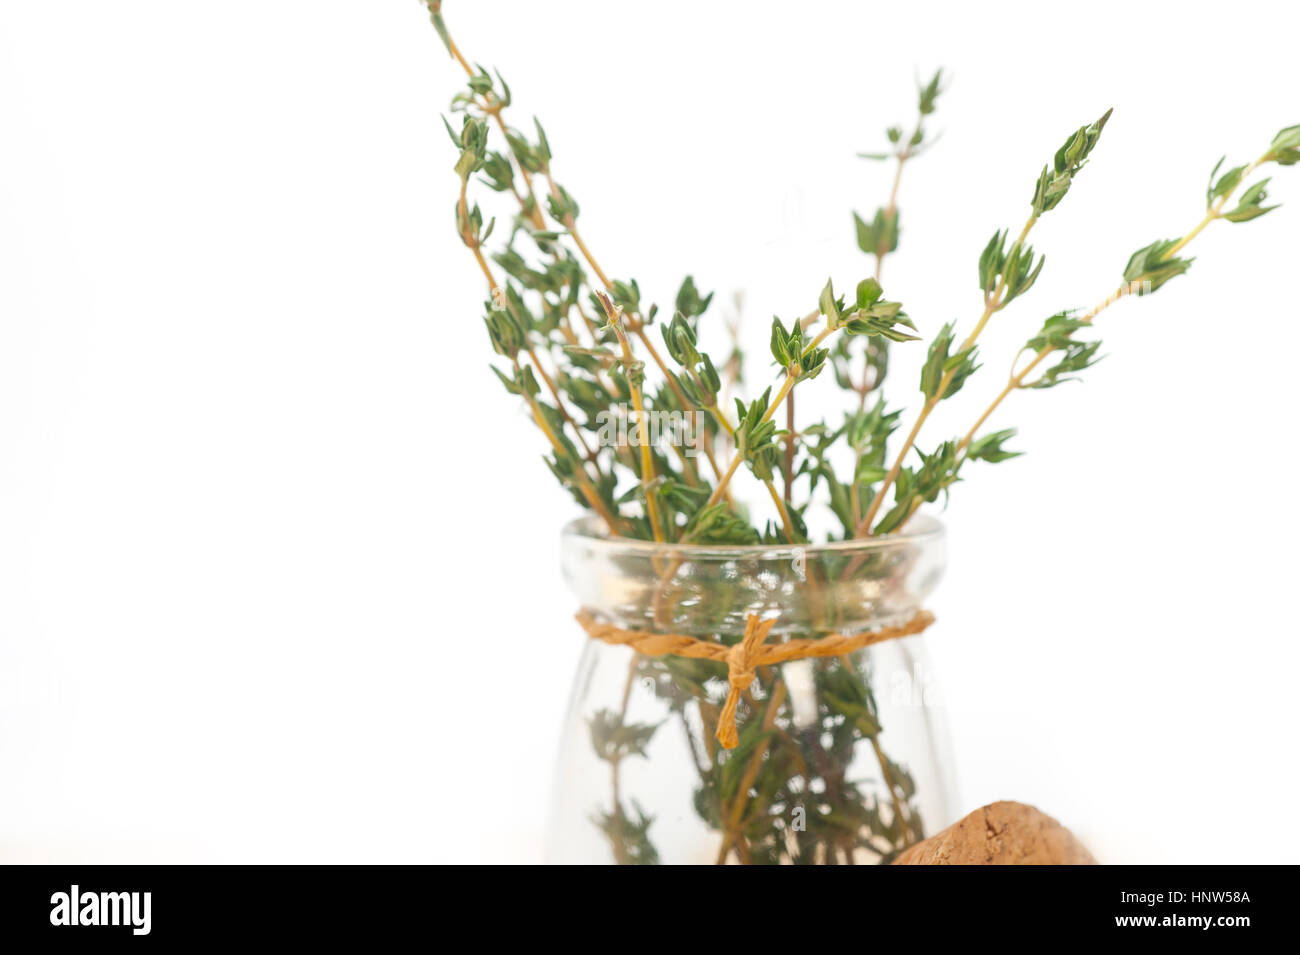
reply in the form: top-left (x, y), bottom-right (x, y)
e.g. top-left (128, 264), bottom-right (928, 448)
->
top-left (575, 609), bottom-right (935, 749)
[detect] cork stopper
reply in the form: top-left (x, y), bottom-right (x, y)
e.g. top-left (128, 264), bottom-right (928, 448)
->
top-left (892, 801), bottom-right (1096, 865)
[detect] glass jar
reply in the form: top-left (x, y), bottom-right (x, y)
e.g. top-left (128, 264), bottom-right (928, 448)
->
top-left (546, 515), bottom-right (955, 864)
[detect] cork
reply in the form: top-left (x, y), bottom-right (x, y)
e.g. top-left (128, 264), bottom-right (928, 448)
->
top-left (892, 800), bottom-right (1097, 865)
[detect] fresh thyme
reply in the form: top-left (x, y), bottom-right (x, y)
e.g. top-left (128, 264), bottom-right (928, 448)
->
top-left (424, 1), bottom-right (1297, 863)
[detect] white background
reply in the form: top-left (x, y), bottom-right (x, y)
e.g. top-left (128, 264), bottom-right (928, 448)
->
top-left (1, 0), bottom-right (1297, 864)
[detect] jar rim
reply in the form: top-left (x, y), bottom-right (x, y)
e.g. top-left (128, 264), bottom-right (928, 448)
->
top-left (562, 513), bottom-right (944, 560)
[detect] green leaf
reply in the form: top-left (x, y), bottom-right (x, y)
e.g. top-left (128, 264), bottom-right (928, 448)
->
top-left (919, 323), bottom-right (978, 400)
top-left (1025, 312), bottom-right (1089, 351)
top-left (966, 428), bottom-right (1022, 464)
top-left (519, 364), bottom-right (541, 397)
top-left (853, 208), bottom-right (899, 259)
top-left (588, 709), bottom-right (661, 762)
top-left (424, 1), bottom-right (453, 55)
top-left (683, 503), bottom-right (760, 545)
top-left (1207, 157), bottom-right (1248, 208)
top-left (769, 316), bottom-right (791, 367)
top-left (977, 227), bottom-right (1044, 304)
top-left (545, 183), bottom-right (580, 223)
top-left (856, 277), bottom-right (884, 308)
top-left (484, 306), bottom-right (525, 357)
top-left (1031, 108), bottom-right (1112, 215)
top-left (674, 275), bottom-right (714, 320)
top-left (533, 118), bottom-right (552, 165)
top-left (919, 323), bottom-right (953, 400)
top-left (1028, 339), bottom-right (1103, 389)
top-left (818, 278), bottom-right (840, 326)
top-left (1123, 238), bottom-right (1194, 294)
top-left (978, 229), bottom-right (1005, 293)
top-left (1270, 124), bottom-right (1300, 165)
top-left (662, 312), bottom-right (700, 366)
top-left (841, 291), bottom-right (918, 342)
top-left (918, 69), bottom-right (944, 116)
top-left (1222, 178), bottom-right (1278, 223)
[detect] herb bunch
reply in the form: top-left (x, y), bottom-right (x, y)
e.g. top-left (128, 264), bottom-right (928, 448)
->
top-left (432, 3), bottom-right (1296, 545)
top-left (424, 2), bottom-right (1296, 864)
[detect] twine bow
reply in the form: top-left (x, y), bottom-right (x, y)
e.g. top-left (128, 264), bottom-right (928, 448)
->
top-left (576, 608), bottom-right (935, 749)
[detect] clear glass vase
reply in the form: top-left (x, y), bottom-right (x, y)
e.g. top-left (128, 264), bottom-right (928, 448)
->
top-left (546, 515), bottom-right (955, 864)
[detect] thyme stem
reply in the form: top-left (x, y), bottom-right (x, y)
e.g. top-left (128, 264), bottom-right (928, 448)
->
top-left (857, 214), bottom-right (1038, 536)
top-left (956, 151), bottom-right (1272, 456)
top-left (600, 292), bottom-right (665, 541)
top-left (715, 678), bottom-right (788, 864)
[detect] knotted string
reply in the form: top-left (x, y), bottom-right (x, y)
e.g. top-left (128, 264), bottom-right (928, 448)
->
top-left (575, 609), bottom-right (935, 749)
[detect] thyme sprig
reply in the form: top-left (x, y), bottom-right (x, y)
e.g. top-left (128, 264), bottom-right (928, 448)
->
top-left (857, 109), bottom-right (1111, 535)
top-left (855, 69), bottom-right (945, 282)
top-left (955, 126), bottom-right (1299, 458)
top-left (425, 1), bottom-right (1296, 865)
top-left (431, 3), bottom-right (1293, 546)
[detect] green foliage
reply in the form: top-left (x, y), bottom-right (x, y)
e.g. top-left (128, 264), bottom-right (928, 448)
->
top-left (919, 322), bottom-right (979, 401)
top-left (546, 182), bottom-right (580, 223)
top-left (1207, 157), bottom-right (1249, 208)
top-left (592, 800), bottom-right (659, 865)
top-left (422, 1), bottom-right (452, 53)
top-left (853, 70), bottom-right (942, 273)
top-left (444, 114), bottom-right (488, 180)
top-left (873, 440), bottom-right (962, 535)
top-left (1123, 238), bottom-right (1194, 294)
top-left (1268, 124), bottom-right (1300, 165)
top-left (684, 503), bottom-right (760, 545)
top-left (589, 708), bottom-right (660, 761)
top-left (839, 279), bottom-right (918, 341)
top-left (854, 208), bottom-right (899, 259)
top-left (917, 69), bottom-right (944, 116)
top-left (966, 428), bottom-right (1021, 464)
top-left (430, 6), bottom-right (1296, 863)
top-left (1222, 178), bottom-right (1278, 222)
top-left (674, 275), bottom-right (714, 321)
top-left (1031, 108), bottom-right (1112, 216)
top-left (733, 388), bottom-right (780, 460)
top-left (977, 228), bottom-right (1045, 303)
top-left (589, 703), bottom-right (664, 863)
top-left (769, 315), bottom-right (805, 369)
